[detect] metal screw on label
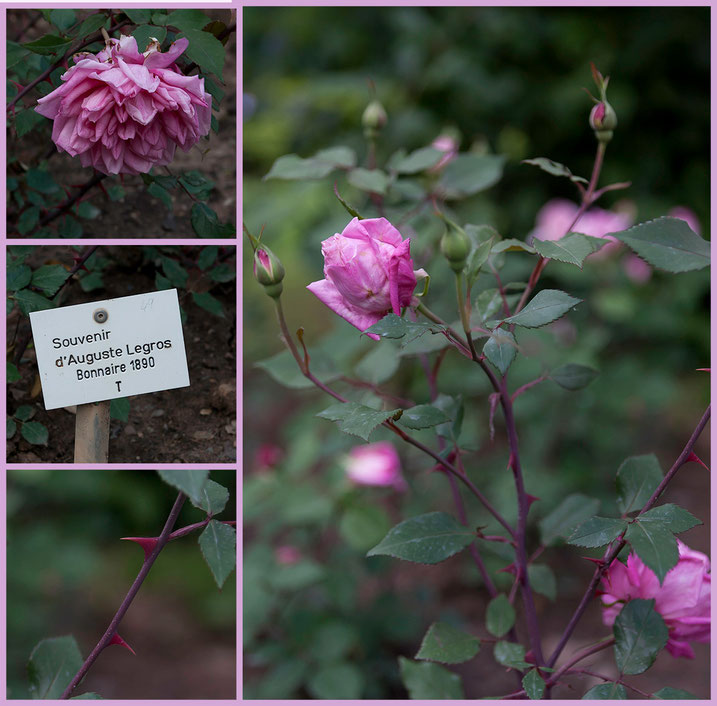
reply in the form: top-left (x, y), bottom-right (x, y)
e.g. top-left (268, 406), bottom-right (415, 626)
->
top-left (93, 308), bottom-right (108, 324)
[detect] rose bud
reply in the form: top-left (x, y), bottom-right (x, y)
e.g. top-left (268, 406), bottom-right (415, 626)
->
top-left (600, 540), bottom-right (710, 659)
top-left (440, 218), bottom-right (471, 273)
top-left (307, 217), bottom-right (418, 339)
top-left (362, 99), bottom-right (387, 139)
top-left (253, 244), bottom-right (285, 299)
top-left (589, 100), bottom-right (618, 142)
top-left (344, 441), bottom-right (406, 490)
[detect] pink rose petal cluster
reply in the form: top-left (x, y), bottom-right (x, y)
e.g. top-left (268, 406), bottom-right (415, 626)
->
top-left (344, 441), bottom-right (406, 490)
top-left (307, 217), bottom-right (418, 339)
top-left (601, 540), bottom-right (710, 658)
top-left (35, 35), bottom-right (211, 175)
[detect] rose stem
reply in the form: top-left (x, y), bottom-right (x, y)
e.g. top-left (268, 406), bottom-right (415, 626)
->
top-left (38, 173), bottom-right (107, 229)
top-left (60, 491), bottom-right (186, 699)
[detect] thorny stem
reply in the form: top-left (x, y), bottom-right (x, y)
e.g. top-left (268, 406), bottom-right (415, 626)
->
top-left (547, 637), bottom-right (615, 686)
top-left (38, 173), bottom-right (107, 229)
top-left (547, 403), bottom-right (710, 669)
top-left (60, 492), bottom-right (186, 699)
top-left (456, 271), bottom-right (478, 359)
top-left (569, 669), bottom-right (651, 698)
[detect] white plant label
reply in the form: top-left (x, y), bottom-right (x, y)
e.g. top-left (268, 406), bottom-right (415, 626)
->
top-left (29, 289), bottom-right (190, 410)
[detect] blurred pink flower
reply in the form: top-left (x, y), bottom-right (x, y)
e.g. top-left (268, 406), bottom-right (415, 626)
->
top-left (623, 254), bottom-right (652, 284)
top-left (255, 443), bottom-right (283, 471)
top-left (429, 134), bottom-right (459, 172)
top-left (275, 545), bottom-right (302, 565)
top-left (531, 199), bottom-right (633, 258)
top-left (36, 35), bottom-right (211, 175)
top-left (601, 540), bottom-right (710, 658)
top-left (307, 218), bottom-right (418, 339)
top-left (344, 441), bottom-right (406, 490)
top-left (668, 206), bottom-right (701, 236)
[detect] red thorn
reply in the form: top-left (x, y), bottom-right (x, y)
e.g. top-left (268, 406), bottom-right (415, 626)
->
top-left (525, 494), bottom-right (540, 507)
top-left (582, 556), bottom-right (605, 566)
top-left (121, 536), bottom-right (158, 560)
top-left (9, 80), bottom-right (24, 93)
top-left (109, 632), bottom-right (136, 656)
top-left (507, 452), bottom-right (516, 471)
top-left (498, 563), bottom-right (517, 575)
top-left (686, 451), bottom-right (709, 471)
top-left (525, 649), bottom-right (537, 665)
top-left (71, 254), bottom-right (91, 273)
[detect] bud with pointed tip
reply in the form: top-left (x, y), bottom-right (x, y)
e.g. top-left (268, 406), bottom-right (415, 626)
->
top-left (362, 99), bottom-right (387, 139)
top-left (121, 536), bottom-right (159, 560)
top-left (588, 63), bottom-right (617, 143)
top-left (440, 218), bottom-right (471, 273)
top-left (253, 245), bottom-right (285, 299)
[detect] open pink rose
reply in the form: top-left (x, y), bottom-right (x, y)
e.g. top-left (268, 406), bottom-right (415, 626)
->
top-left (307, 217), bottom-right (418, 339)
top-left (344, 441), bottom-right (406, 490)
top-left (35, 35), bottom-right (211, 175)
top-left (601, 540), bottom-right (710, 658)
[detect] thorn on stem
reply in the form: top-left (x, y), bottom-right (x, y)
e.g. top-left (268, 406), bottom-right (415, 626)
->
top-left (686, 451), bottom-right (709, 471)
top-left (121, 536), bottom-right (159, 560)
top-left (109, 632), bottom-right (136, 656)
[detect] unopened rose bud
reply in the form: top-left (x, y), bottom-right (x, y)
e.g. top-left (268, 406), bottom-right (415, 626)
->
top-left (362, 99), bottom-right (387, 139)
top-left (253, 245), bottom-right (285, 299)
top-left (440, 219), bottom-right (471, 273)
top-left (589, 100), bottom-right (617, 142)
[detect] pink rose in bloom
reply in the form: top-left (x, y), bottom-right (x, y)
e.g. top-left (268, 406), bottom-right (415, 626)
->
top-left (344, 441), bottom-right (406, 490)
top-left (531, 199), bottom-right (633, 258)
top-left (601, 540), bottom-right (710, 658)
top-left (35, 35), bottom-right (211, 175)
top-left (307, 217), bottom-right (418, 339)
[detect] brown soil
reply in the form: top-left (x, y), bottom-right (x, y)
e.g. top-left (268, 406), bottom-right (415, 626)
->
top-left (6, 9), bottom-right (236, 238)
top-left (7, 245), bottom-right (237, 463)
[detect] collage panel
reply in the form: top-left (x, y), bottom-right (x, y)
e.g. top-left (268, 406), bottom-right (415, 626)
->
top-left (243, 5), bottom-right (710, 701)
top-left (6, 468), bottom-right (237, 699)
top-left (6, 8), bottom-right (236, 238)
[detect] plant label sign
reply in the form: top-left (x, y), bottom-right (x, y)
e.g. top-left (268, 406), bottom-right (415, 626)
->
top-left (30, 289), bottom-right (190, 410)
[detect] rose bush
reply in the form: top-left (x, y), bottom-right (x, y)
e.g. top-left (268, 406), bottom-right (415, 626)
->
top-left (601, 540), bottom-right (710, 658)
top-left (35, 35), bottom-right (211, 175)
top-left (306, 217), bottom-right (418, 339)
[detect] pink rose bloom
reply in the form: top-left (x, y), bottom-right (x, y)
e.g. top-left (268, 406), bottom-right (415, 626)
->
top-left (35, 35), bottom-right (211, 175)
top-left (601, 540), bottom-right (710, 658)
top-left (531, 199), bottom-right (633, 258)
top-left (344, 441), bottom-right (406, 490)
top-left (668, 206), bottom-right (701, 236)
top-left (307, 217), bottom-right (418, 339)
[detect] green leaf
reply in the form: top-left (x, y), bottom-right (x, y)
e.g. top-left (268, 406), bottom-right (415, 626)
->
top-left (539, 494), bottom-right (601, 546)
top-left (616, 454), bottom-right (663, 515)
top-left (208, 263), bottom-right (235, 283)
top-left (192, 292), bottom-right (225, 318)
top-left (28, 636), bottom-right (84, 699)
top-left (437, 154), bottom-right (505, 199)
top-left (198, 519), bottom-right (236, 588)
top-left (317, 402), bottom-right (398, 441)
top-left (123, 9), bottom-right (152, 24)
top-left (203, 76), bottom-right (225, 105)
top-left (160, 256), bottom-right (188, 287)
top-left (15, 109), bottom-right (46, 138)
top-left (7, 417), bottom-right (17, 439)
top-left (355, 342), bottom-right (399, 384)
top-left (14, 405), bottom-right (34, 422)
top-left (31, 265), bottom-right (70, 296)
top-left (76, 201), bottom-right (101, 220)
top-left (483, 329), bottom-right (517, 375)
top-left (198, 246), bottom-right (218, 270)
top-left (131, 24), bottom-right (167, 51)
top-left (107, 185), bottom-right (125, 201)
top-left (398, 657), bottom-right (464, 699)
top-left (415, 622), bottom-right (480, 664)
top-left (15, 289), bottom-right (54, 315)
top-left (434, 393), bottom-right (464, 443)
top-left (23, 34), bottom-right (73, 55)
top-left (7, 264), bottom-right (32, 291)
top-left (493, 641), bottom-right (531, 670)
top-left (180, 29), bottom-right (225, 77)
top-left (347, 167), bottom-right (390, 195)
top-left (79, 272), bottom-right (103, 292)
top-left (166, 9), bottom-right (212, 32)
top-left (502, 289), bottom-right (582, 328)
top-left (533, 232), bottom-right (606, 268)
top-left (613, 599), bottom-right (668, 675)
top-left (612, 217), bottom-right (710, 272)
top-left (256, 347), bottom-right (339, 389)
top-left (109, 397), bottom-right (130, 422)
top-left (522, 157), bottom-right (588, 184)
top-left (190, 203), bottom-right (235, 237)
top-left (624, 520), bottom-right (678, 584)
top-left (339, 503), bottom-right (391, 552)
top-left (57, 215), bottom-right (83, 238)
top-left (466, 236), bottom-right (495, 288)
top-left (7, 362), bottom-right (21, 383)
top-left (156, 469), bottom-right (209, 503)
top-left (307, 663), bottom-right (364, 699)
top-left (393, 146), bottom-right (443, 174)
top-left (26, 168), bottom-right (59, 194)
top-left (7, 41), bottom-right (31, 68)
top-left (549, 363), bottom-right (598, 391)
top-left (528, 564), bottom-right (557, 601)
top-left (567, 516), bottom-right (627, 548)
top-left (397, 404), bottom-right (449, 430)
top-left (70, 694), bottom-right (103, 699)
top-left (77, 13), bottom-right (109, 39)
top-left (582, 683), bottom-right (627, 699)
top-left (492, 238), bottom-right (536, 254)
top-left (367, 512), bottom-right (475, 564)
top-left (522, 669), bottom-right (546, 700)
top-left (265, 147), bottom-right (356, 180)
top-left (638, 504), bottom-right (701, 534)
top-left (49, 9), bottom-right (77, 33)
top-left (191, 479), bottom-right (230, 516)
top-left (651, 687), bottom-right (699, 699)
top-left (364, 313), bottom-right (446, 344)
top-left (486, 594), bottom-right (515, 637)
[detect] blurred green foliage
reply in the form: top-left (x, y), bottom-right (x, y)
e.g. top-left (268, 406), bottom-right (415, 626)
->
top-left (7, 469), bottom-right (236, 698)
top-left (243, 7), bottom-right (709, 699)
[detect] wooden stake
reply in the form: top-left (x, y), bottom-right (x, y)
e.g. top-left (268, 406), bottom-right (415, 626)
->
top-left (74, 401), bottom-right (110, 462)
